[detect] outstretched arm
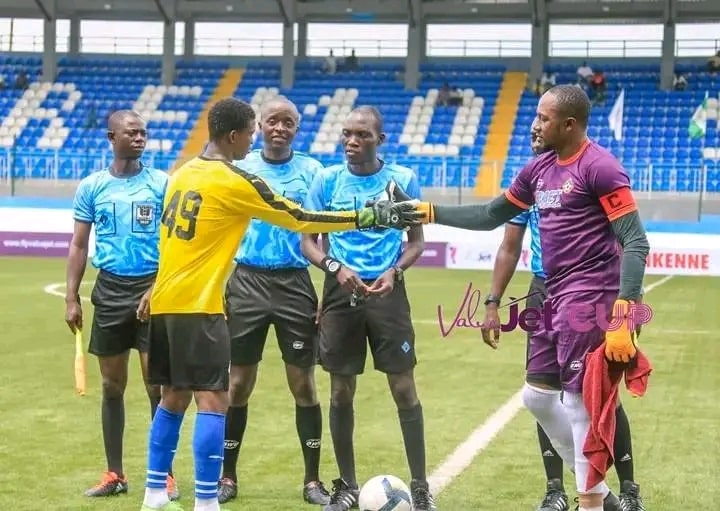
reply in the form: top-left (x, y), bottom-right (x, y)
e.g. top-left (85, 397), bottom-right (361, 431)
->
top-left (227, 164), bottom-right (420, 232)
top-left (420, 193), bottom-right (527, 231)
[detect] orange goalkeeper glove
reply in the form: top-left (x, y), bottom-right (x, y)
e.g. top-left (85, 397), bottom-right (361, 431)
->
top-left (604, 299), bottom-right (638, 363)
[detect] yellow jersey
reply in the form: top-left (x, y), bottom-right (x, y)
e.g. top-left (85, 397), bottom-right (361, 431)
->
top-left (150, 156), bottom-right (359, 315)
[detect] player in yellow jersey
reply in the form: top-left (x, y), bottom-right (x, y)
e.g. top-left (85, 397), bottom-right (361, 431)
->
top-left (139, 97), bottom-right (422, 511)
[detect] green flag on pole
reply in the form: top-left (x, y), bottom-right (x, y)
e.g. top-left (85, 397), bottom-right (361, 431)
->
top-left (688, 92), bottom-right (709, 139)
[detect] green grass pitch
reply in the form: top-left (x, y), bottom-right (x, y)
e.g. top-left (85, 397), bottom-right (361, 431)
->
top-left (0, 256), bottom-right (718, 510)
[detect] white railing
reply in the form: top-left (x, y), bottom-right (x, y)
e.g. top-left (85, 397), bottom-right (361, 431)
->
top-left (1, 34), bottom-right (719, 58)
top-left (1, 150), bottom-right (716, 199)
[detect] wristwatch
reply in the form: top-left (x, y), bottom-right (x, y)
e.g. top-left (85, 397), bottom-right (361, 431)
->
top-left (484, 294), bottom-right (501, 306)
top-left (321, 257), bottom-right (342, 276)
top-left (392, 265), bottom-right (404, 282)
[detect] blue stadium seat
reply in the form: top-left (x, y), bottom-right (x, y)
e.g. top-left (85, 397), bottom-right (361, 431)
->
top-left (233, 61), bottom-right (499, 190)
top-left (506, 64), bottom-right (720, 193)
top-left (0, 57), bottom-right (228, 179)
top-left (2, 57), bottom-right (719, 194)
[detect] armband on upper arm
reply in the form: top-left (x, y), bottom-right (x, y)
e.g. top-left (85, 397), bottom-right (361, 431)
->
top-left (599, 187), bottom-right (636, 221)
top-left (504, 190), bottom-right (530, 210)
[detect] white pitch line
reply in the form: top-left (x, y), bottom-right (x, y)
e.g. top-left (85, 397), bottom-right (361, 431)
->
top-left (427, 389), bottom-right (525, 494)
top-left (42, 276), bottom-right (680, 494)
top-left (426, 274), bottom-right (674, 495)
top-left (43, 282), bottom-right (92, 302)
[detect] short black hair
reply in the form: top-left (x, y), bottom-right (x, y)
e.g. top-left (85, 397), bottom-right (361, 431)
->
top-left (546, 85), bottom-right (591, 128)
top-left (107, 109), bottom-right (142, 130)
top-left (260, 95), bottom-right (299, 121)
top-left (208, 98), bottom-right (256, 141)
top-left (351, 105), bottom-right (384, 132)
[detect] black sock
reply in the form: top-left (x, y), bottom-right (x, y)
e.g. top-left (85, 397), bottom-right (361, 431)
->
top-left (222, 405), bottom-right (248, 482)
top-left (148, 393), bottom-right (173, 477)
top-left (329, 404), bottom-right (356, 487)
top-left (101, 395), bottom-right (125, 477)
top-left (296, 404), bottom-right (323, 485)
top-left (537, 422), bottom-right (564, 485)
top-left (613, 404), bottom-right (634, 484)
top-left (398, 403), bottom-right (426, 482)
top-left (149, 393), bottom-right (161, 419)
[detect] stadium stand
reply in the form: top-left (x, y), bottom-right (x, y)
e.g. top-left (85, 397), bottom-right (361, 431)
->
top-left (1, 56), bottom-right (719, 194)
top-left (237, 60), bottom-right (505, 189)
top-left (508, 63), bottom-right (720, 193)
top-left (0, 55), bottom-right (227, 179)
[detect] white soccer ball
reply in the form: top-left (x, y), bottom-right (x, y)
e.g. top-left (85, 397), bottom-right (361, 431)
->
top-left (358, 475), bottom-right (412, 511)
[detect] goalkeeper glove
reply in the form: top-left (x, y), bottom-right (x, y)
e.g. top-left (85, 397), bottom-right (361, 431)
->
top-left (356, 180), bottom-right (424, 230)
top-left (356, 199), bottom-right (424, 230)
top-left (384, 181), bottom-right (435, 223)
top-left (604, 299), bottom-right (638, 363)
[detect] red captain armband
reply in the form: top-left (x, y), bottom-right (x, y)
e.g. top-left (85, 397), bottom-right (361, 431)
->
top-left (599, 187), bottom-right (637, 221)
top-left (504, 190), bottom-right (530, 210)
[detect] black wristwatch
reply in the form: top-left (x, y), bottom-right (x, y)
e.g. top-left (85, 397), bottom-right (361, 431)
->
top-left (484, 294), bottom-right (501, 306)
top-left (321, 257), bottom-right (342, 276)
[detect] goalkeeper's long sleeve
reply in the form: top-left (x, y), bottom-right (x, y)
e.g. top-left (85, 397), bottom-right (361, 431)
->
top-left (430, 194), bottom-right (526, 231)
top-left (610, 211), bottom-right (650, 302)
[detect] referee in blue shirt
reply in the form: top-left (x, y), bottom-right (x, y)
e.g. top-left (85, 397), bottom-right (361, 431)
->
top-left (301, 106), bottom-right (437, 511)
top-left (481, 122), bottom-right (645, 511)
top-left (218, 97), bottom-right (332, 506)
top-left (65, 110), bottom-right (179, 501)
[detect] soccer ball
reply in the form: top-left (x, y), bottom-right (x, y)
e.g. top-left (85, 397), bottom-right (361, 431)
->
top-left (358, 475), bottom-right (412, 511)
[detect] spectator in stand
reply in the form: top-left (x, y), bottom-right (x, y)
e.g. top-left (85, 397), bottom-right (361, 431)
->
top-left (344, 49), bottom-right (359, 71)
top-left (590, 69), bottom-right (607, 104)
top-left (673, 73), bottom-right (688, 91)
top-left (707, 51), bottom-right (720, 73)
top-left (541, 72), bottom-right (557, 93)
top-left (323, 50), bottom-right (337, 75)
top-left (577, 61), bottom-right (593, 84)
top-left (14, 70), bottom-right (29, 90)
top-left (436, 82), bottom-right (462, 107)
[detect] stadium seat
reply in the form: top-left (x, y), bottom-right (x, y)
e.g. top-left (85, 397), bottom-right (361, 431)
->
top-left (503, 64), bottom-right (720, 193)
top-left (0, 56), bottom-right (227, 179)
top-left (231, 61), bottom-right (504, 187)
top-left (1, 56), bottom-right (719, 194)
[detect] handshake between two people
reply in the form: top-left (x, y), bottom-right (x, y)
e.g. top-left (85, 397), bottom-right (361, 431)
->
top-left (357, 180), bottom-right (431, 230)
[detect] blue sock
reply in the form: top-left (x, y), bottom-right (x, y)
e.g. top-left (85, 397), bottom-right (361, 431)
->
top-left (193, 411), bottom-right (226, 501)
top-left (145, 406), bottom-right (184, 490)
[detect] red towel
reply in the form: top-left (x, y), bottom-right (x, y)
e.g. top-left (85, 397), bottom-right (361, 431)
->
top-left (582, 342), bottom-right (652, 491)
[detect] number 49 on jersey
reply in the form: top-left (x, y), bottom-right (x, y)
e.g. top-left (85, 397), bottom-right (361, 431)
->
top-left (161, 189), bottom-right (203, 241)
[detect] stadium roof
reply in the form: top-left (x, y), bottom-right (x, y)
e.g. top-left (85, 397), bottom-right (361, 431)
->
top-left (5, 0), bottom-right (720, 23)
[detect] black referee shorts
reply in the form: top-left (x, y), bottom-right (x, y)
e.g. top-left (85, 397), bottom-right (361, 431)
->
top-left (147, 313), bottom-right (230, 391)
top-left (318, 275), bottom-right (416, 376)
top-left (89, 269), bottom-right (155, 357)
top-left (225, 264), bottom-right (319, 368)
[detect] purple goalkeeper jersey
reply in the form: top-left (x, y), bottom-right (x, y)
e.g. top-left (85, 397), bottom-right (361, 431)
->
top-left (506, 140), bottom-right (634, 298)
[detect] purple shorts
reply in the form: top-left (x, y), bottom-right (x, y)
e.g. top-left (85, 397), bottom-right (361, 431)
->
top-left (527, 290), bottom-right (617, 394)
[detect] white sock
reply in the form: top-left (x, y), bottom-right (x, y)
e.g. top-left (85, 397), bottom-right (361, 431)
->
top-left (580, 506), bottom-right (603, 511)
top-left (194, 497), bottom-right (220, 511)
top-left (563, 392), bottom-right (610, 497)
top-left (521, 383), bottom-right (576, 467)
top-left (143, 487), bottom-right (169, 508)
